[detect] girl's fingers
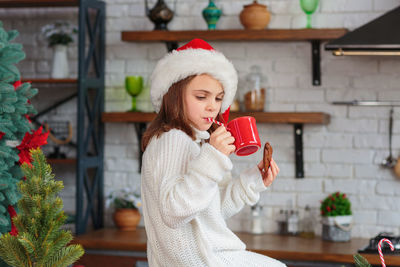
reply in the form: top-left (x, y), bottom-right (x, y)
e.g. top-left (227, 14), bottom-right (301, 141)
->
top-left (271, 158), bottom-right (280, 173)
top-left (263, 168), bottom-right (273, 187)
top-left (225, 136), bottom-right (235, 145)
top-left (214, 125), bottom-right (226, 134)
top-left (257, 160), bottom-right (264, 171)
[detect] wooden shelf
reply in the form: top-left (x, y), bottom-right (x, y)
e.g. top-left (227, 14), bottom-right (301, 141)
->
top-left (73, 228), bottom-right (400, 266)
top-left (102, 112), bottom-right (330, 125)
top-left (47, 158), bottom-right (76, 164)
top-left (121, 29), bottom-right (348, 42)
top-left (0, 0), bottom-right (78, 8)
top-left (21, 78), bottom-right (77, 84)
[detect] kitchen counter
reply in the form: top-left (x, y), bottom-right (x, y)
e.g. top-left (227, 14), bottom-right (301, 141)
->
top-left (73, 227), bottom-right (400, 266)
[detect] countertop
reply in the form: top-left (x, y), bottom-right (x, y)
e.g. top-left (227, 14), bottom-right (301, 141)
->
top-left (73, 227), bottom-right (400, 266)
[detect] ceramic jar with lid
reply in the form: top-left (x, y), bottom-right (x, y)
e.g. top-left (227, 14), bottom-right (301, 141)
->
top-left (240, 65), bottom-right (267, 111)
top-left (239, 1), bottom-right (271, 30)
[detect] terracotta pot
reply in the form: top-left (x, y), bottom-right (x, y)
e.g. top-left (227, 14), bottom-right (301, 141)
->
top-left (113, 208), bottom-right (141, 231)
top-left (394, 157), bottom-right (400, 178)
top-left (239, 1), bottom-right (271, 30)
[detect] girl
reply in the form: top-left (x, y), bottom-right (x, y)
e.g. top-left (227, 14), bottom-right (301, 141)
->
top-left (141, 39), bottom-right (285, 267)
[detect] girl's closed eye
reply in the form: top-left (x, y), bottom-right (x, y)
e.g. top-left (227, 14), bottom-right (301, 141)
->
top-left (196, 96), bottom-right (206, 100)
top-left (216, 97), bottom-right (223, 102)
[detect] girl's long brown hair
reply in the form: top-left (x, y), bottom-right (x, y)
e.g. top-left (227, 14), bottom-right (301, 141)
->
top-left (142, 75), bottom-right (224, 151)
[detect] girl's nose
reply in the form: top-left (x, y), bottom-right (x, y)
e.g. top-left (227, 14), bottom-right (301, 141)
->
top-left (206, 99), bottom-right (217, 111)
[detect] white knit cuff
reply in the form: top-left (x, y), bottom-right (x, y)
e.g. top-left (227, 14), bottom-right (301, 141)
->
top-left (240, 165), bottom-right (267, 193)
top-left (189, 143), bottom-right (233, 183)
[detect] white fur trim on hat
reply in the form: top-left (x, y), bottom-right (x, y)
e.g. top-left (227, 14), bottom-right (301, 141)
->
top-left (150, 48), bottom-right (238, 113)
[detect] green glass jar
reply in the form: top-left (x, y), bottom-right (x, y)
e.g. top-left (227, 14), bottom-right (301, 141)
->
top-left (202, 0), bottom-right (221, 30)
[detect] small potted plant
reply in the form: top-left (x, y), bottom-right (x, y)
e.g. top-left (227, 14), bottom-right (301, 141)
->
top-left (320, 191), bottom-right (353, 242)
top-left (41, 20), bottom-right (77, 78)
top-left (108, 188), bottom-right (142, 231)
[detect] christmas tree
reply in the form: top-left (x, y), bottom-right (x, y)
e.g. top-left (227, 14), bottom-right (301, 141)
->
top-left (0, 148), bottom-right (84, 267)
top-left (0, 20), bottom-right (46, 235)
top-left (0, 21), bottom-right (48, 267)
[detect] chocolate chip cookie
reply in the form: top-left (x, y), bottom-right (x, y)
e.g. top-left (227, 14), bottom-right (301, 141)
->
top-left (263, 142), bottom-right (273, 170)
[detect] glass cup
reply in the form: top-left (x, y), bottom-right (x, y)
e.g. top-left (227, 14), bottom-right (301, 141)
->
top-left (300, 0), bottom-right (319, 28)
top-left (125, 76), bottom-right (143, 111)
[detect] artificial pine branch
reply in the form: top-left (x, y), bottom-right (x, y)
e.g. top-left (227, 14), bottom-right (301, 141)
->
top-left (353, 253), bottom-right (372, 267)
top-left (0, 149), bottom-right (84, 267)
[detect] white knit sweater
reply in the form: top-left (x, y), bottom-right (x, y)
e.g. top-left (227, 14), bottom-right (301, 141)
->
top-left (141, 128), bottom-right (286, 267)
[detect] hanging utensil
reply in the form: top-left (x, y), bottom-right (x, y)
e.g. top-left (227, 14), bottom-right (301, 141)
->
top-left (381, 107), bottom-right (396, 168)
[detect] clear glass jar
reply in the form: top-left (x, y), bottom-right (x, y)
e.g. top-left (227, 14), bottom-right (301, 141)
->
top-left (250, 204), bottom-right (263, 234)
top-left (241, 65), bottom-right (267, 111)
top-left (299, 205), bottom-right (315, 238)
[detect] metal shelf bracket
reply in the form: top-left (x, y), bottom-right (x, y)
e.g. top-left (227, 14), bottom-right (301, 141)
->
top-left (311, 40), bottom-right (321, 86)
top-left (134, 122), bottom-right (147, 172)
top-left (166, 41), bottom-right (178, 52)
top-left (294, 124), bottom-right (304, 178)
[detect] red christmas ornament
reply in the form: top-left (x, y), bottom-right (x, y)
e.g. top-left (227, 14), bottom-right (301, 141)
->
top-left (0, 132), bottom-right (4, 140)
top-left (25, 114), bottom-right (31, 123)
top-left (13, 80), bottom-right (22, 90)
top-left (16, 126), bottom-right (49, 165)
top-left (7, 205), bottom-right (18, 236)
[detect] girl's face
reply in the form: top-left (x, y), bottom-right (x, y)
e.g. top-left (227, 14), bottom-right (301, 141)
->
top-left (184, 74), bottom-right (224, 131)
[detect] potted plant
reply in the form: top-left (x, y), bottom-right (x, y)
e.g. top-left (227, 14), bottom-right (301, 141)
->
top-left (41, 20), bottom-right (77, 78)
top-left (320, 191), bottom-right (353, 242)
top-left (108, 188), bottom-right (142, 231)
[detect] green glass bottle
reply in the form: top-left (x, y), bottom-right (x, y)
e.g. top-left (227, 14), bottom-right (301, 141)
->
top-left (202, 0), bottom-right (222, 30)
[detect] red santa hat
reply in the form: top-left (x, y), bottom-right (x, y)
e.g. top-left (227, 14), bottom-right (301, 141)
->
top-left (150, 38), bottom-right (238, 113)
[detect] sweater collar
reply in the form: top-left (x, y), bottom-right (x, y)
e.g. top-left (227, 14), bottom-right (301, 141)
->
top-left (192, 127), bottom-right (210, 143)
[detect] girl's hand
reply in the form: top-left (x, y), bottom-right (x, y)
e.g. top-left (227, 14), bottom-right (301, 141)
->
top-left (257, 158), bottom-right (279, 187)
top-left (209, 126), bottom-right (235, 156)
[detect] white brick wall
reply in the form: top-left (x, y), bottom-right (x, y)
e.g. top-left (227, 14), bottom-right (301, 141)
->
top-left (3, 0), bottom-right (400, 237)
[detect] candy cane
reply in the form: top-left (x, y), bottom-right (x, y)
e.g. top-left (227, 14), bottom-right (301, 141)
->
top-left (206, 118), bottom-right (225, 127)
top-left (378, 238), bottom-right (394, 267)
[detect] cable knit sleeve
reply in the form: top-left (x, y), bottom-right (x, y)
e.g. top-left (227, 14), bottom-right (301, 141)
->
top-left (143, 129), bottom-right (233, 229)
top-left (219, 165), bottom-right (267, 220)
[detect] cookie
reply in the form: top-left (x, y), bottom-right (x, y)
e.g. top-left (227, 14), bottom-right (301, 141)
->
top-left (263, 142), bottom-right (273, 170)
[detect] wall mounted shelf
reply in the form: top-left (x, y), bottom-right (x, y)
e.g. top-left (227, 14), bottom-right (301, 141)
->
top-left (102, 111), bottom-right (329, 124)
top-left (121, 28), bottom-right (347, 86)
top-left (0, 0), bottom-right (79, 7)
top-left (121, 29), bottom-right (347, 42)
top-left (102, 111), bottom-right (330, 178)
top-left (21, 78), bottom-right (78, 83)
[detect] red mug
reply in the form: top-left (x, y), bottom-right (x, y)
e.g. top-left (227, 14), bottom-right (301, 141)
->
top-left (226, 116), bottom-right (261, 156)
